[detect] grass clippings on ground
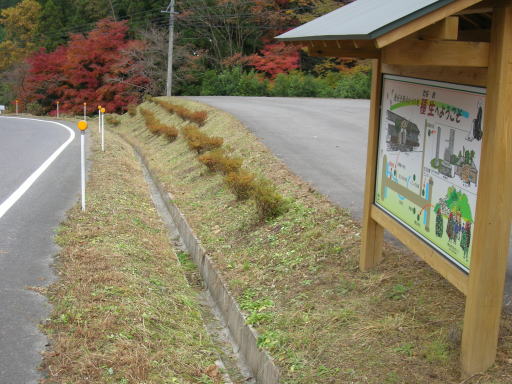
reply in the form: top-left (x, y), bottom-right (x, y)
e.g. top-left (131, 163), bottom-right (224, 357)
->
top-left (112, 97), bottom-right (512, 384)
top-left (41, 126), bottom-right (221, 384)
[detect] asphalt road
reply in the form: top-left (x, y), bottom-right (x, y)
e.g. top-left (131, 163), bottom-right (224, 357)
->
top-left (187, 96), bottom-right (512, 307)
top-left (0, 117), bottom-right (81, 384)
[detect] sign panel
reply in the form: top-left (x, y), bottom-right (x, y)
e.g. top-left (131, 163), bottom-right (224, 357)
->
top-left (375, 75), bottom-right (486, 272)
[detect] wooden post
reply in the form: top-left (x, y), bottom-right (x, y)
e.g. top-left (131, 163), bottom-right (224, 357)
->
top-left (461, 6), bottom-right (512, 376)
top-left (360, 59), bottom-right (384, 271)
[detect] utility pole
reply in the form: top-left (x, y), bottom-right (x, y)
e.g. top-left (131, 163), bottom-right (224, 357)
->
top-left (163, 0), bottom-right (177, 97)
top-left (108, 0), bottom-right (117, 20)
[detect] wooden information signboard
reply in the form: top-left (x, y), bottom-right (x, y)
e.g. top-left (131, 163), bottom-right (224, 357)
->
top-left (277, 0), bottom-right (512, 377)
top-left (375, 75), bottom-right (485, 273)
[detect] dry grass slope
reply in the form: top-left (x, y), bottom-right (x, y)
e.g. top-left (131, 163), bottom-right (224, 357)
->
top-left (113, 97), bottom-right (512, 384)
top-left (41, 127), bottom-right (221, 383)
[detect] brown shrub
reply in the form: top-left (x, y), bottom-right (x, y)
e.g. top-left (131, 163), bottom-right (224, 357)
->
top-left (140, 108), bottom-right (178, 141)
top-left (198, 150), bottom-right (243, 174)
top-left (140, 109), bottom-right (159, 134)
top-left (252, 179), bottom-right (288, 220)
top-left (217, 156), bottom-right (243, 174)
top-left (154, 100), bottom-right (208, 125)
top-left (198, 136), bottom-right (223, 153)
top-left (160, 124), bottom-right (178, 141)
top-left (225, 170), bottom-right (255, 200)
top-left (105, 115), bottom-right (120, 126)
top-left (183, 125), bottom-right (223, 153)
top-left (197, 149), bottom-right (226, 172)
top-left (183, 124), bottom-right (200, 141)
top-left (188, 110), bottom-right (208, 125)
top-left (127, 104), bottom-right (137, 117)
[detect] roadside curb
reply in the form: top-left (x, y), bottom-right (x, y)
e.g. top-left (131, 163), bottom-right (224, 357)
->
top-left (117, 132), bottom-right (280, 384)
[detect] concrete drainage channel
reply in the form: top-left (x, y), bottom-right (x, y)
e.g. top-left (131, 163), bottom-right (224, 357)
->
top-left (124, 137), bottom-right (280, 383)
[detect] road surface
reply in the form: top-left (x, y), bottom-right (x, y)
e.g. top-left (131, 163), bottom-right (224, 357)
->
top-left (0, 117), bottom-right (81, 384)
top-left (187, 96), bottom-right (512, 307)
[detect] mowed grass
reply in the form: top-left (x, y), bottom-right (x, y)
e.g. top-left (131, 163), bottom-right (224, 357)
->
top-left (41, 126), bottom-right (221, 383)
top-left (113, 98), bottom-right (512, 384)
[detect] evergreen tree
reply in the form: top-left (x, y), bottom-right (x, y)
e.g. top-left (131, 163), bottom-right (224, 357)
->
top-left (435, 209), bottom-right (443, 237)
top-left (446, 213), bottom-right (454, 242)
top-left (460, 222), bottom-right (471, 260)
top-left (0, 0), bottom-right (20, 10)
top-left (38, 0), bottom-right (65, 50)
top-left (0, 0), bottom-right (41, 70)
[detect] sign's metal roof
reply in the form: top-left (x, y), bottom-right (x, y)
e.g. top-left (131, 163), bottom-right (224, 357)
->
top-left (276, 0), bottom-right (457, 41)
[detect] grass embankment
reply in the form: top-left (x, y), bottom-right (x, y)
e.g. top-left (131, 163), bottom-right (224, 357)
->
top-left (41, 125), bottom-right (222, 383)
top-left (112, 97), bottom-right (512, 384)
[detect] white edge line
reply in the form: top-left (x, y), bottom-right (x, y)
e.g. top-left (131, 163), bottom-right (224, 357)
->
top-left (0, 116), bottom-right (76, 219)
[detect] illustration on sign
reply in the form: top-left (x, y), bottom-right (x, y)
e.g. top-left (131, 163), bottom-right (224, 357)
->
top-left (375, 75), bottom-right (485, 272)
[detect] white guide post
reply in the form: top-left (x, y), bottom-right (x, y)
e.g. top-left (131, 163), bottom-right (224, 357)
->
top-left (78, 120), bottom-right (88, 211)
top-left (98, 105), bottom-right (102, 133)
top-left (81, 132), bottom-right (85, 210)
top-left (101, 107), bottom-right (106, 152)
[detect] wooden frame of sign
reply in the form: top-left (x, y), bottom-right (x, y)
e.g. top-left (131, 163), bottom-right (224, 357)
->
top-left (358, 5), bottom-right (512, 376)
top-left (283, 0), bottom-right (512, 376)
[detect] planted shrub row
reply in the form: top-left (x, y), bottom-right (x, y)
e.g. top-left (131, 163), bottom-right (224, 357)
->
top-left (183, 125), bottom-right (223, 153)
top-left (198, 149), bottom-right (243, 174)
top-left (136, 100), bottom-right (287, 220)
top-left (224, 170), bottom-right (254, 201)
top-left (251, 179), bottom-right (288, 219)
top-left (198, 149), bottom-right (287, 219)
top-left (105, 115), bottom-right (121, 126)
top-left (127, 104), bottom-right (137, 117)
top-left (154, 99), bottom-right (208, 126)
top-left (140, 108), bottom-right (178, 141)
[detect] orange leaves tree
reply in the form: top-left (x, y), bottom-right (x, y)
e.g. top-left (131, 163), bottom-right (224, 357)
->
top-left (20, 18), bottom-right (149, 115)
top-left (247, 42), bottom-right (300, 78)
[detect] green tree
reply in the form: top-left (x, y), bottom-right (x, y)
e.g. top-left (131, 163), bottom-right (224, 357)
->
top-left (460, 223), bottom-right (471, 260)
top-left (435, 209), bottom-right (443, 237)
top-left (37, 0), bottom-right (66, 50)
top-left (0, 0), bottom-right (20, 10)
top-left (0, 0), bottom-right (41, 70)
top-left (291, 0), bottom-right (346, 23)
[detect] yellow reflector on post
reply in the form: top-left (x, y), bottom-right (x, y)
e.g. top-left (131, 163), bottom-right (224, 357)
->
top-left (78, 120), bottom-right (88, 131)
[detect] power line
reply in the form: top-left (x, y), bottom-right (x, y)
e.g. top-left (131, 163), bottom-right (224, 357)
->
top-left (3, 0), bottom-right (316, 43)
top-left (28, 11), bottom-right (296, 44)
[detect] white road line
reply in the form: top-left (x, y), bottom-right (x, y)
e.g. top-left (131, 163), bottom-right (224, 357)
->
top-left (0, 117), bottom-right (75, 219)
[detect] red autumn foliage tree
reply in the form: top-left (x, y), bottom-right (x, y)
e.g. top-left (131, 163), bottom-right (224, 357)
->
top-left (247, 42), bottom-right (300, 78)
top-left (20, 18), bottom-right (148, 115)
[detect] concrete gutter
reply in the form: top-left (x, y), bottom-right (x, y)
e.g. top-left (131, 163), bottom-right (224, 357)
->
top-left (118, 133), bottom-right (280, 383)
